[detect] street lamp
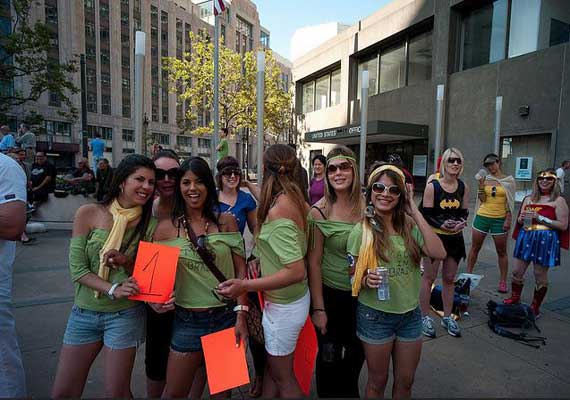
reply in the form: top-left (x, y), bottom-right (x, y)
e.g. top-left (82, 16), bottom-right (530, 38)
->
top-left (143, 113), bottom-right (149, 155)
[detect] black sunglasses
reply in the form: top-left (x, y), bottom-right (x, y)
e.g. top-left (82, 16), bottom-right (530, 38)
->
top-left (491, 186), bottom-right (497, 197)
top-left (448, 157), bottom-right (462, 165)
top-left (327, 161), bottom-right (352, 174)
top-left (221, 168), bottom-right (241, 178)
top-left (156, 167), bottom-right (179, 181)
top-left (371, 182), bottom-right (402, 196)
top-left (538, 177), bottom-right (555, 182)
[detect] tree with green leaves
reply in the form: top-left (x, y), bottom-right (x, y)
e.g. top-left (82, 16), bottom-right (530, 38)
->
top-left (163, 31), bottom-right (293, 142)
top-left (0, 0), bottom-right (78, 122)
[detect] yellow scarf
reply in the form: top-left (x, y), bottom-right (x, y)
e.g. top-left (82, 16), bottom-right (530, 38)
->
top-left (94, 199), bottom-right (142, 298)
top-left (351, 165), bottom-right (405, 297)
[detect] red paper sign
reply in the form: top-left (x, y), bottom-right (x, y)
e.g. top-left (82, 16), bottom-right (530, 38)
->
top-left (294, 317), bottom-right (318, 396)
top-left (129, 241), bottom-right (180, 303)
top-left (201, 328), bottom-right (250, 395)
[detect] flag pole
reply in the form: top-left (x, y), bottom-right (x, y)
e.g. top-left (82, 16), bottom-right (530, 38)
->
top-left (212, 12), bottom-right (220, 170)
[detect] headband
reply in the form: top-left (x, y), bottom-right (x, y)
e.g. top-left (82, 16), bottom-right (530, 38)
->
top-left (538, 171), bottom-right (557, 179)
top-left (367, 165), bottom-right (406, 186)
top-left (326, 155), bottom-right (357, 165)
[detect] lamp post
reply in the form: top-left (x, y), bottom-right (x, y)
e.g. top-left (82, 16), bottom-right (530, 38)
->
top-left (359, 70), bottom-right (369, 182)
top-left (134, 31), bottom-right (146, 155)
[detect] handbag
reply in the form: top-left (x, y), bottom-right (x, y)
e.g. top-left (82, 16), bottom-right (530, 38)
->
top-left (181, 216), bottom-right (265, 344)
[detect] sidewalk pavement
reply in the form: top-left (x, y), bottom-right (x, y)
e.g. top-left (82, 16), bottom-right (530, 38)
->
top-left (12, 212), bottom-right (570, 397)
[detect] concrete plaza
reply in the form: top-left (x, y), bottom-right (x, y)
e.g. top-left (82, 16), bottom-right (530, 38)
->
top-left (11, 210), bottom-right (570, 398)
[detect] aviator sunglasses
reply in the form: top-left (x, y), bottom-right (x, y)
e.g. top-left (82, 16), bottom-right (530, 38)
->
top-left (327, 161), bottom-right (352, 174)
top-left (156, 167), bottom-right (179, 181)
top-left (221, 168), bottom-right (242, 178)
top-left (371, 182), bottom-right (402, 196)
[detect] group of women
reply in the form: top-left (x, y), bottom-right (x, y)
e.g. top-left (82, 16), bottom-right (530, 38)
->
top-left (49, 142), bottom-right (568, 399)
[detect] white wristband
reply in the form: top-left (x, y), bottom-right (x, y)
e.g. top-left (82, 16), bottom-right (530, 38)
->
top-left (233, 304), bottom-right (249, 313)
top-left (107, 282), bottom-right (120, 300)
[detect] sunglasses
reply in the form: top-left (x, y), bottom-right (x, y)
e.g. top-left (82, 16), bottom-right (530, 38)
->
top-left (371, 182), bottom-right (401, 196)
top-left (221, 168), bottom-right (241, 178)
top-left (327, 162), bottom-right (352, 174)
top-left (538, 177), bottom-right (555, 182)
top-left (448, 157), bottom-right (462, 165)
top-left (156, 167), bottom-right (179, 181)
top-left (483, 161), bottom-right (497, 168)
top-left (491, 186), bottom-right (497, 197)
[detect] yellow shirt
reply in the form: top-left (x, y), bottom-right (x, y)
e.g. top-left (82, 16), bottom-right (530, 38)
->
top-left (477, 184), bottom-right (508, 218)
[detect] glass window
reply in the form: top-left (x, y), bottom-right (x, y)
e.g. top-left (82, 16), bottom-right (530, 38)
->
top-left (379, 44), bottom-right (405, 93)
top-left (461, 0), bottom-right (508, 70)
top-left (357, 56), bottom-right (378, 99)
top-left (550, 18), bottom-right (570, 47)
top-left (177, 135), bottom-right (192, 146)
top-left (314, 75), bottom-right (329, 111)
top-left (198, 138), bottom-right (210, 147)
top-left (302, 81), bottom-right (314, 114)
top-left (408, 31), bottom-right (432, 85)
top-left (330, 69), bottom-right (341, 106)
top-left (122, 129), bottom-right (134, 142)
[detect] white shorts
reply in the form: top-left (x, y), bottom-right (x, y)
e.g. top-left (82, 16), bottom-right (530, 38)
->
top-left (262, 290), bottom-right (310, 356)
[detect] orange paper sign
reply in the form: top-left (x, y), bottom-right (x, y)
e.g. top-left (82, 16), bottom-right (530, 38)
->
top-left (129, 241), bottom-right (180, 303)
top-left (294, 317), bottom-right (318, 396)
top-left (201, 328), bottom-right (250, 395)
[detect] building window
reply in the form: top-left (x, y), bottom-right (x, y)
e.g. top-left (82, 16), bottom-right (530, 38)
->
top-left (314, 75), bottom-right (329, 111)
top-left (198, 138), bottom-right (210, 147)
top-left (408, 31), bottom-right (432, 86)
top-left (261, 30), bottom-right (270, 48)
top-left (549, 18), bottom-right (570, 47)
top-left (357, 56), bottom-right (378, 98)
top-left (122, 129), bottom-right (134, 142)
top-left (177, 135), bottom-right (192, 146)
top-left (101, 95), bottom-right (111, 115)
top-left (152, 132), bottom-right (170, 145)
top-left (88, 126), bottom-right (113, 140)
top-left (123, 148), bottom-right (135, 154)
top-left (330, 69), bottom-right (341, 106)
top-left (45, 120), bottom-right (71, 136)
top-left (379, 43), bottom-right (405, 94)
top-left (49, 91), bottom-right (60, 107)
top-left (302, 81), bottom-right (314, 114)
top-left (87, 93), bottom-right (97, 112)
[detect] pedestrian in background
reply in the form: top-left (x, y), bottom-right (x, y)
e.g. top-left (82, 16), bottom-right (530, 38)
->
top-left (144, 149), bottom-right (180, 398)
top-left (556, 160), bottom-right (570, 193)
top-left (420, 148), bottom-right (469, 338)
top-left (0, 125), bottom-right (16, 153)
top-left (308, 146), bottom-right (365, 398)
top-left (51, 154), bottom-right (157, 398)
top-left (0, 152), bottom-right (28, 397)
top-left (309, 154), bottom-right (326, 205)
top-left (153, 157), bottom-right (248, 398)
top-left (467, 153), bottom-right (515, 293)
top-left (347, 164), bottom-right (445, 399)
top-left (30, 151), bottom-right (56, 209)
top-left (89, 132), bottom-right (105, 176)
top-left (216, 128), bottom-right (229, 160)
top-left (505, 169), bottom-right (569, 318)
top-left (94, 158), bottom-right (113, 202)
top-left (218, 144), bottom-right (310, 398)
top-left (16, 123), bottom-right (36, 163)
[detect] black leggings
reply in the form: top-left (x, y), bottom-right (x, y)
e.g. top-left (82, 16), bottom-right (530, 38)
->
top-left (145, 304), bottom-right (174, 381)
top-left (315, 285), bottom-right (364, 398)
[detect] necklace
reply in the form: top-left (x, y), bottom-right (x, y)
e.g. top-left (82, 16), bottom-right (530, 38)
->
top-left (180, 214), bottom-right (210, 251)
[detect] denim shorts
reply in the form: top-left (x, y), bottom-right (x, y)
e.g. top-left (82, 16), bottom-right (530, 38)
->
top-left (356, 302), bottom-right (422, 345)
top-left (171, 304), bottom-right (236, 353)
top-left (63, 303), bottom-right (146, 350)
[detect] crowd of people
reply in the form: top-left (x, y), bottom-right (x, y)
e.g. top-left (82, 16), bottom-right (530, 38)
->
top-left (1, 140), bottom-right (569, 398)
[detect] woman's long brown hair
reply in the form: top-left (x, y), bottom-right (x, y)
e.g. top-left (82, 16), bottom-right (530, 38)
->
top-left (324, 146), bottom-right (363, 216)
top-left (257, 144), bottom-right (307, 230)
top-left (366, 169), bottom-right (421, 266)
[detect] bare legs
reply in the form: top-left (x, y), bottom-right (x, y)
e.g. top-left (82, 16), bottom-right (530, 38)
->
top-left (467, 230), bottom-right (508, 282)
top-left (263, 353), bottom-right (302, 398)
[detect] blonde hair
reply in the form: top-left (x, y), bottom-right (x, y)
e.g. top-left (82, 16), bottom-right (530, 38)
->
top-left (531, 168), bottom-right (560, 203)
top-left (440, 147), bottom-right (464, 177)
top-left (324, 146), bottom-right (363, 216)
top-left (257, 144), bottom-right (307, 229)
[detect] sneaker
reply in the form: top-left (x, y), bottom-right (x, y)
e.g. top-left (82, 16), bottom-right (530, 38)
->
top-left (441, 316), bottom-right (461, 337)
top-left (422, 315), bottom-right (436, 338)
top-left (498, 280), bottom-right (508, 293)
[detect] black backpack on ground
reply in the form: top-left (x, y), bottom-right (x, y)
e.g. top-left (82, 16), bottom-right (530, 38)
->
top-left (487, 300), bottom-right (546, 348)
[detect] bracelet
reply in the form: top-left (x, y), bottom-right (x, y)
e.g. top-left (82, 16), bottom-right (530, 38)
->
top-left (311, 308), bottom-right (326, 314)
top-left (537, 215), bottom-right (553, 224)
top-left (233, 304), bottom-right (249, 313)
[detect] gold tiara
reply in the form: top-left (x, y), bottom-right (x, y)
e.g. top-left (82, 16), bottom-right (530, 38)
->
top-left (538, 171), bottom-right (557, 179)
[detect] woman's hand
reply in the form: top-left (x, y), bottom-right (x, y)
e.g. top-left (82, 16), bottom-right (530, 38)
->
top-left (148, 292), bottom-right (175, 313)
top-left (405, 184), bottom-right (420, 216)
top-left (103, 249), bottom-right (132, 270)
top-left (234, 312), bottom-right (249, 348)
top-left (217, 279), bottom-right (248, 299)
top-left (112, 277), bottom-right (140, 299)
top-left (364, 269), bottom-right (382, 289)
top-left (247, 259), bottom-right (260, 279)
top-left (311, 310), bottom-right (328, 335)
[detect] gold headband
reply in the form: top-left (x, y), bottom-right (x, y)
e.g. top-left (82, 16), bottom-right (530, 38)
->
top-left (327, 155), bottom-right (357, 165)
top-left (538, 171), bottom-right (557, 179)
top-left (368, 165), bottom-right (405, 186)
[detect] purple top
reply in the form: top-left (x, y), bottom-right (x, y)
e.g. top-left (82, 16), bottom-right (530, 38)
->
top-left (309, 177), bottom-right (325, 205)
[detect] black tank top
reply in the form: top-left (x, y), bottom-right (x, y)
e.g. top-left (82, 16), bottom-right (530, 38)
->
top-left (432, 179), bottom-right (465, 222)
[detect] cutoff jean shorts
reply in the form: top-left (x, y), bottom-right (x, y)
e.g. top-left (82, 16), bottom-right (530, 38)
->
top-left (356, 302), bottom-right (422, 345)
top-left (63, 303), bottom-right (146, 349)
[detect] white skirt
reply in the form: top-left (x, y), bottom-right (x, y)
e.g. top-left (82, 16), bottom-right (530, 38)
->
top-left (262, 290), bottom-right (310, 356)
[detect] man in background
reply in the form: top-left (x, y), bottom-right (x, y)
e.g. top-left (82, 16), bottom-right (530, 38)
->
top-left (89, 131), bottom-right (105, 176)
top-left (216, 128), bottom-right (229, 160)
top-left (0, 125), bottom-right (16, 153)
top-left (15, 124), bottom-right (36, 163)
top-left (556, 160), bottom-right (570, 193)
top-left (30, 152), bottom-right (56, 209)
top-left (95, 158), bottom-right (113, 201)
top-left (0, 152), bottom-right (27, 397)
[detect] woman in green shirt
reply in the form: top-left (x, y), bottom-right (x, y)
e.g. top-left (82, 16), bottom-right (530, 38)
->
top-left (307, 146), bottom-right (365, 398)
top-left (52, 155), bottom-right (157, 398)
top-left (218, 144), bottom-right (309, 398)
top-left (154, 157), bottom-right (249, 398)
top-left (348, 163), bottom-right (446, 399)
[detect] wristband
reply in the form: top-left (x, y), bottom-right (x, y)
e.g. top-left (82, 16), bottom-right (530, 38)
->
top-left (537, 215), bottom-right (553, 224)
top-left (233, 304), bottom-right (249, 313)
top-left (107, 282), bottom-right (120, 300)
top-left (311, 308), bottom-right (326, 314)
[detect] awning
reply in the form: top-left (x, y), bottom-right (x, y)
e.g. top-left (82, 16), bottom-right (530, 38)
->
top-left (304, 120), bottom-right (428, 144)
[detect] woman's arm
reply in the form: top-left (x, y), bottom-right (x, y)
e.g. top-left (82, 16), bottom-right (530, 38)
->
top-left (406, 187), bottom-right (446, 260)
top-left (477, 178), bottom-right (486, 202)
top-left (307, 208), bottom-right (327, 334)
top-left (246, 208), bottom-right (257, 235)
top-left (543, 197), bottom-right (569, 231)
